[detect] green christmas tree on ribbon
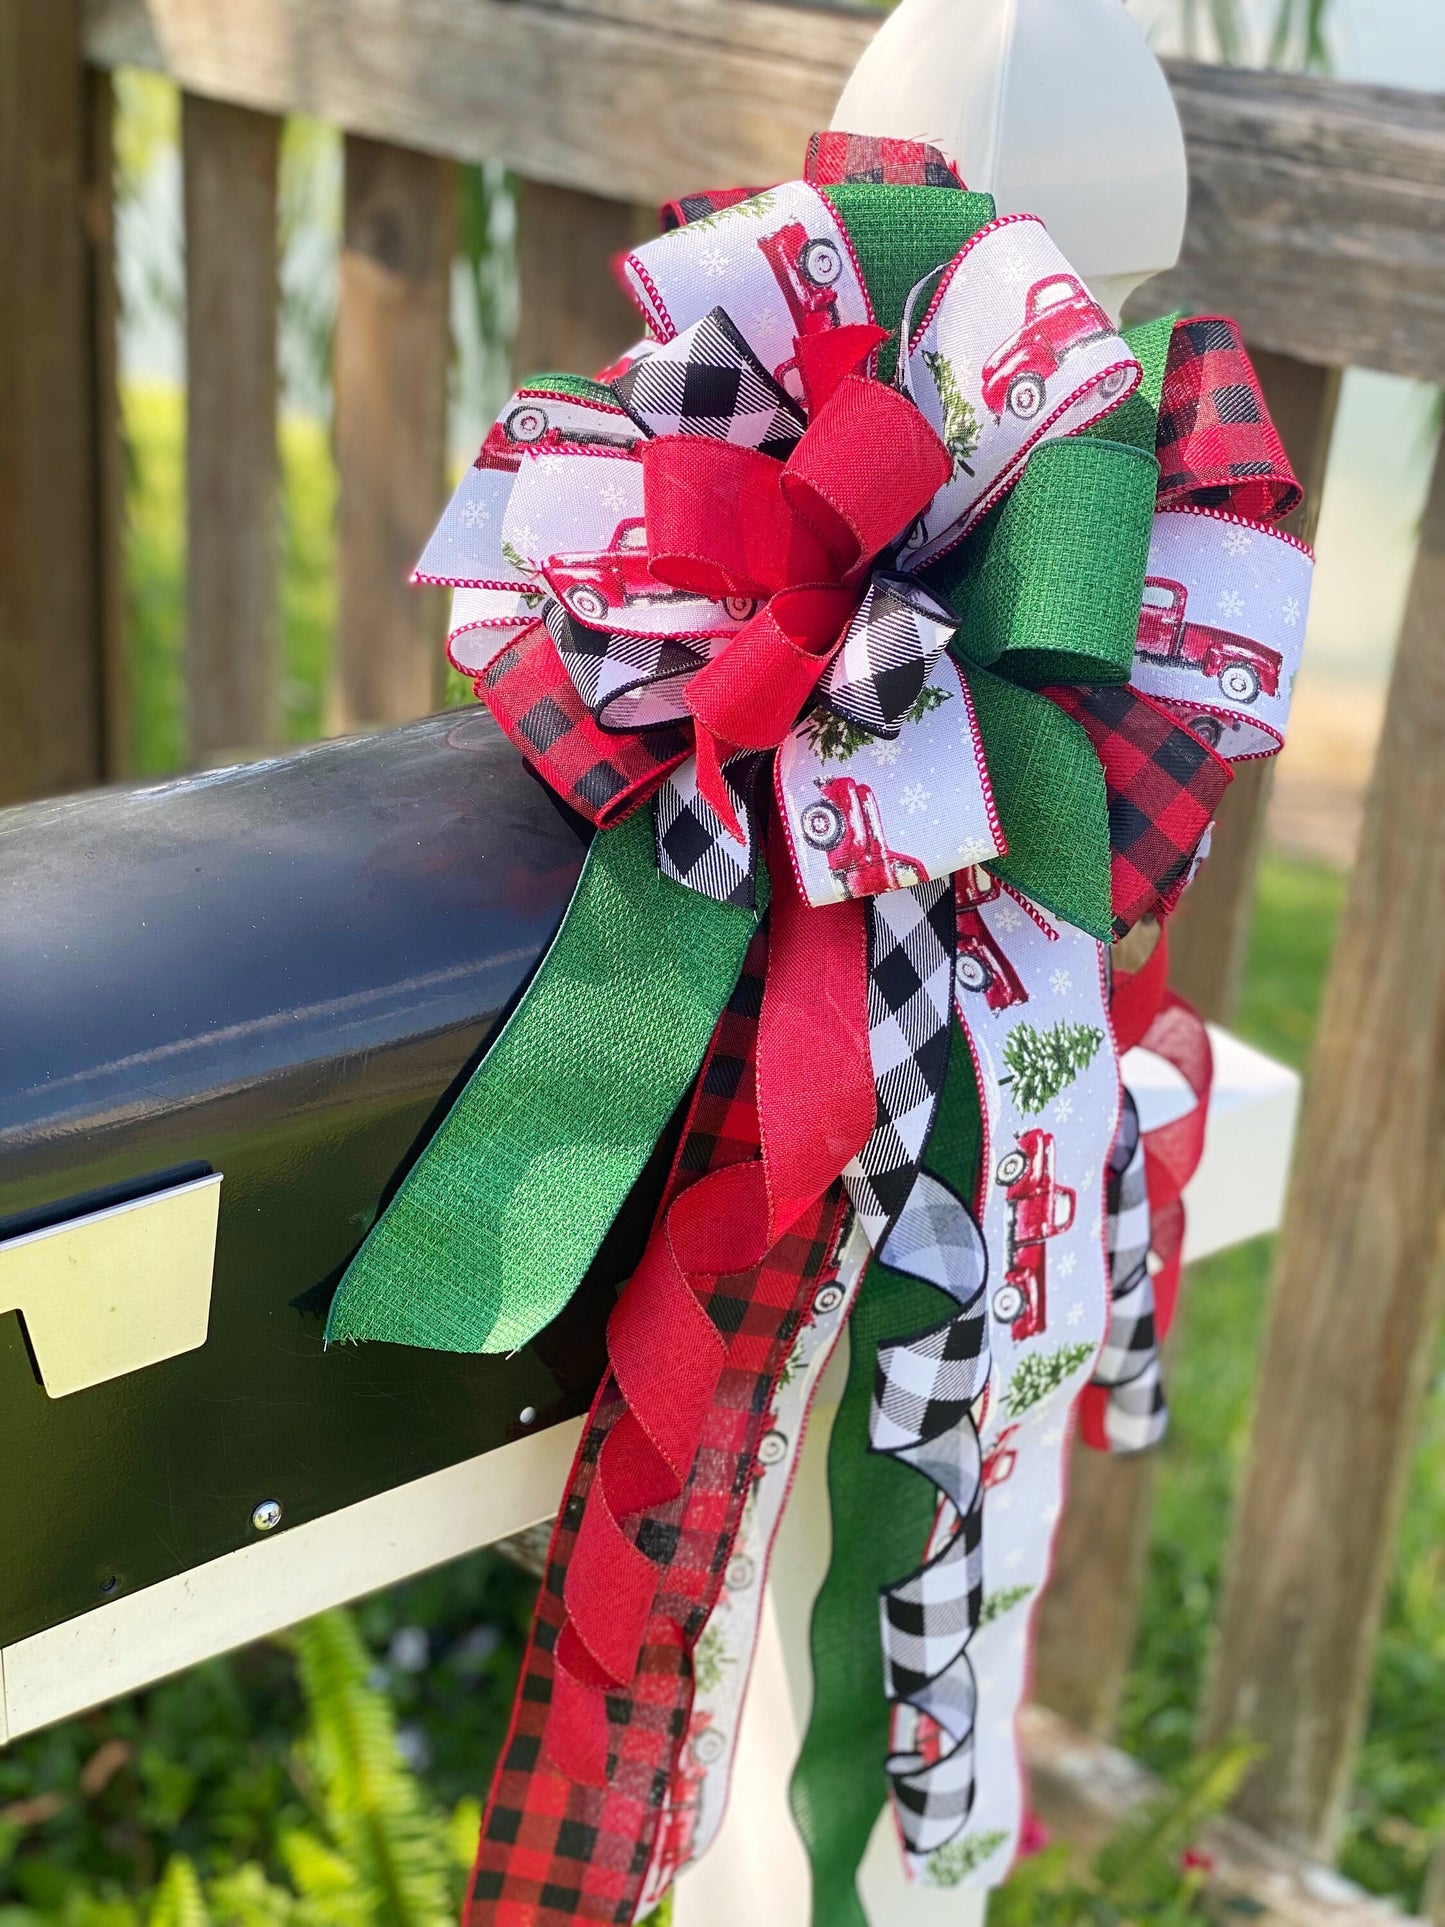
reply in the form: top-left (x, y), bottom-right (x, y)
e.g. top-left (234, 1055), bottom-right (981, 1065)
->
top-left (1001, 1019), bottom-right (1104, 1114)
top-left (1003, 1341), bottom-right (1095, 1418)
top-left (922, 348), bottom-right (982, 476)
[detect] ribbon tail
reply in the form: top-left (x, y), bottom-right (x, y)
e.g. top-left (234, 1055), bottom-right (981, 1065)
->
top-left (693, 724), bottom-right (748, 845)
top-left (325, 807), bottom-right (759, 1356)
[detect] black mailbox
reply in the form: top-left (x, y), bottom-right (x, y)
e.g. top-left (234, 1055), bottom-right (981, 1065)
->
top-left (0, 712), bottom-right (649, 1730)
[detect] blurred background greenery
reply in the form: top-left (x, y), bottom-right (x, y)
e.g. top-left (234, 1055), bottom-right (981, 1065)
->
top-left (5, 3), bottom-right (1444, 1922)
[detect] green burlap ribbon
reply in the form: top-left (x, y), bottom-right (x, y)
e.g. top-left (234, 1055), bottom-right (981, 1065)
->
top-left (325, 809), bottom-right (762, 1353)
top-left (790, 1037), bottom-right (983, 1927)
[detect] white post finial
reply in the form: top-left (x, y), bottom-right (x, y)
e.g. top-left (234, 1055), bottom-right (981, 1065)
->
top-left (831, 0), bottom-right (1188, 321)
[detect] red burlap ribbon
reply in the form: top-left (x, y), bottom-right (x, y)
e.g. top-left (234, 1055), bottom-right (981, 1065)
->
top-left (548, 819), bottom-right (876, 1780)
top-left (641, 329), bottom-right (951, 835)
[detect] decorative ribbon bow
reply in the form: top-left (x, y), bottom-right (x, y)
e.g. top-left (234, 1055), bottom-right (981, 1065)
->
top-left (327, 131), bottom-right (1313, 1927)
top-left (634, 335), bottom-right (949, 838)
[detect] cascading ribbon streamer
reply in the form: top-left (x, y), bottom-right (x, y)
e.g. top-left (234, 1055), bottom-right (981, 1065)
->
top-left (320, 129), bottom-right (1314, 1927)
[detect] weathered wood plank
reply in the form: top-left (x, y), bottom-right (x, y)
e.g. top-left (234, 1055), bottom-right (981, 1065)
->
top-left (1034, 350), bottom-right (1341, 1732)
top-left (182, 93), bottom-right (281, 761)
top-left (514, 181), bottom-right (649, 382)
top-left (0, 0), bottom-right (107, 805)
top-left (1022, 1704), bottom-right (1423, 1926)
top-left (332, 137), bottom-right (454, 732)
top-left (1149, 65), bottom-right (1445, 384)
top-left (80, 0), bottom-right (1445, 383)
top-left (1032, 1446), bottom-right (1158, 1736)
top-left (80, 0), bottom-right (869, 207)
top-left (1199, 420), bottom-right (1445, 1855)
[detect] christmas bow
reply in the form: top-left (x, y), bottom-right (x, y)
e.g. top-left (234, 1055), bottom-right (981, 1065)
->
top-left (326, 131), bottom-right (1312, 1926)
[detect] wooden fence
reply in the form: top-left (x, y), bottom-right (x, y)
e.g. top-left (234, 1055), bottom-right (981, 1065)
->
top-left (3, 0), bottom-right (1445, 1898)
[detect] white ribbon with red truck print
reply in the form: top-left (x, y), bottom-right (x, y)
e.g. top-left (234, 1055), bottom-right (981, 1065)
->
top-left (639, 871), bottom-right (1119, 1895)
top-left (1129, 505), bottom-right (1313, 760)
top-left (911, 875), bottom-right (1119, 1887)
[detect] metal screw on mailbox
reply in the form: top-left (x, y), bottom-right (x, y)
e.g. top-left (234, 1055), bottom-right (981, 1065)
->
top-left (518, 1406), bottom-right (537, 1426)
top-left (251, 1499), bottom-right (283, 1533)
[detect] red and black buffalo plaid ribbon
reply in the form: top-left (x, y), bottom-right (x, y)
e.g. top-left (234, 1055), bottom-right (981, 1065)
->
top-left (658, 186), bottom-right (760, 232)
top-left (480, 623), bottom-right (689, 829)
top-left (805, 130), bottom-right (967, 187)
top-left (1156, 315), bottom-right (1302, 524)
top-left (1045, 683), bottom-right (1232, 939)
top-left (469, 930), bottom-right (848, 1925)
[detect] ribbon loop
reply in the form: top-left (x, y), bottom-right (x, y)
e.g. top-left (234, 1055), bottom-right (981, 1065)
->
top-left (781, 374), bottom-right (953, 580)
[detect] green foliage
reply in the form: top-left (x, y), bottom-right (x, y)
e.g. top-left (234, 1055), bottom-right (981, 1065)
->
top-left (1179, 0), bottom-right (1332, 71)
top-left (1003, 1343), bottom-right (1096, 1419)
top-left (124, 385), bottom-right (339, 771)
top-left (149, 1859), bottom-right (208, 1927)
top-left (989, 1744), bottom-right (1255, 1925)
top-left (922, 348), bottom-right (981, 476)
top-left (1001, 1021), bottom-right (1103, 1115)
top-left (0, 1611), bottom-right (475, 1927)
top-left (282, 1612), bottom-right (457, 1927)
top-left (800, 682), bottom-right (950, 763)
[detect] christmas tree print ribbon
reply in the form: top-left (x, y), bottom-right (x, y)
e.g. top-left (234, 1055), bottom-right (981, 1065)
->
top-left (322, 129), bottom-right (1317, 1926)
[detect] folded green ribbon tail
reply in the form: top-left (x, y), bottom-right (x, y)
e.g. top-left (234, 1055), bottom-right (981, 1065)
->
top-left (790, 1037), bottom-right (983, 1927)
top-left (325, 809), bottom-right (763, 1355)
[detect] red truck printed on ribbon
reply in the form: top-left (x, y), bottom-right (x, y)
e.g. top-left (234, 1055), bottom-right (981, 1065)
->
top-left (545, 517), bottom-right (759, 627)
top-left (476, 400), bottom-right (635, 473)
top-left (648, 1711), bottom-right (722, 1893)
top-left (992, 1130), bottom-right (1076, 1341)
top-left (981, 1422), bottom-right (1021, 1490)
top-left (1135, 576), bottom-right (1283, 708)
top-left (756, 221), bottom-right (845, 398)
top-left (799, 776), bottom-right (929, 899)
top-left (955, 866), bottom-right (1028, 1011)
top-left (980, 274), bottom-right (1130, 422)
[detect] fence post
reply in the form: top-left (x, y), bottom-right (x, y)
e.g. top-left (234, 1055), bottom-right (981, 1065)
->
top-left (0, 3), bottom-right (117, 805)
top-left (86, 66), bottom-right (129, 780)
top-left (1032, 350), bottom-right (1340, 1735)
top-left (1198, 413), bottom-right (1445, 1856)
top-left (182, 93), bottom-right (281, 764)
top-left (513, 180), bottom-right (648, 381)
top-left (331, 138), bottom-right (455, 733)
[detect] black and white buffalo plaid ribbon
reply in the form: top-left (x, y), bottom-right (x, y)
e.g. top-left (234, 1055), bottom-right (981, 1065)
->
top-left (870, 1172), bottom-right (992, 1854)
top-left (817, 572), bottom-right (959, 738)
top-left (542, 601), bottom-right (712, 733)
top-left (611, 308), bottom-right (806, 459)
top-left (844, 880), bottom-right (958, 1249)
top-left (1090, 1091), bottom-right (1167, 1451)
top-left (653, 751), bottom-right (767, 910)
